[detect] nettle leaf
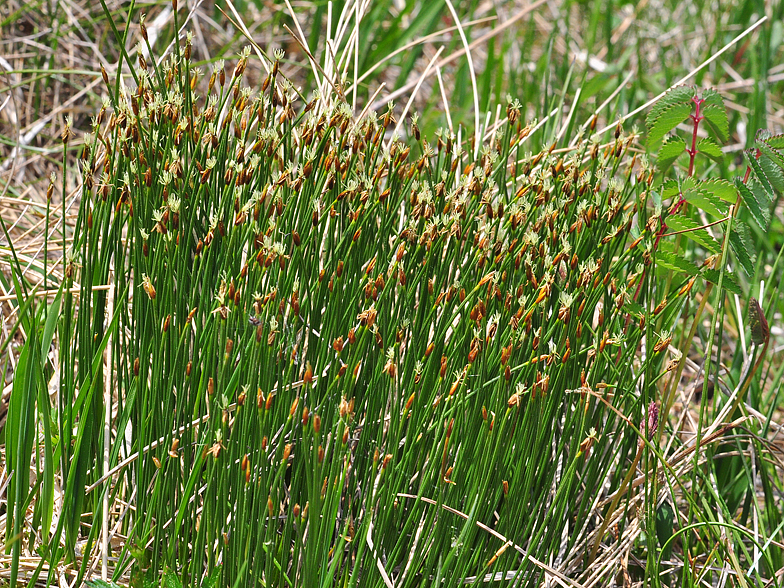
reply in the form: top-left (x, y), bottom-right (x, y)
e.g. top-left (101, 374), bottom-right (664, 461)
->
top-left (657, 136), bottom-right (687, 170)
top-left (664, 215), bottom-right (721, 253)
top-left (764, 133), bottom-right (784, 150)
top-left (702, 268), bottom-right (743, 296)
top-left (697, 136), bottom-right (723, 162)
top-left (656, 250), bottom-right (700, 276)
top-left (683, 182), bottom-right (730, 219)
top-left (735, 177), bottom-right (771, 231)
top-left (701, 89), bottom-right (729, 143)
top-left (729, 219), bottom-right (757, 276)
top-left (647, 102), bottom-right (692, 149)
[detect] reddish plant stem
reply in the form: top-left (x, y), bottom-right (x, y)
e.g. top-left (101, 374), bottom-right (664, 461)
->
top-left (632, 96), bottom-right (706, 305)
top-left (686, 96), bottom-right (705, 177)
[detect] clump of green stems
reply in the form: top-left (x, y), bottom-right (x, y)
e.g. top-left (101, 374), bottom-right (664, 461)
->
top-left (3, 20), bottom-right (783, 588)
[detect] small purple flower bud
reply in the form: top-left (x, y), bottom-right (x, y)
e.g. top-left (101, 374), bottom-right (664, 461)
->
top-left (646, 402), bottom-right (659, 440)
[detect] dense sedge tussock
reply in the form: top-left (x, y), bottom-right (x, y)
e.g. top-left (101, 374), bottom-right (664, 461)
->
top-left (46, 37), bottom-right (674, 586)
top-left (6, 21), bottom-right (783, 588)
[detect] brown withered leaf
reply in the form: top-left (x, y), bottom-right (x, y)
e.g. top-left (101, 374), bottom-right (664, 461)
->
top-left (748, 297), bottom-right (769, 345)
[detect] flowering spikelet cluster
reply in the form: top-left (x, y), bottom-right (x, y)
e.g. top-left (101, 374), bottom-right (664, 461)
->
top-left (67, 31), bottom-right (697, 586)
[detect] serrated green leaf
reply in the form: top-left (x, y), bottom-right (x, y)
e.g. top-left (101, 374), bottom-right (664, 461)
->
top-left (656, 250), bottom-right (700, 276)
top-left (661, 178), bottom-right (685, 201)
top-left (757, 140), bottom-right (784, 172)
top-left (701, 88), bottom-right (725, 110)
top-left (660, 177), bottom-right (731, 217)
top-left (701, 96), bottom-right (729, 143)
top-left (701, 268), bottom-right (743, 296)
top-left (751, 179), bottom-right (774, 211)
top-left (745, 149), bottom-right (774, 197)
top-left (647, 103), bottom-right (692, 148)
top-left (162, 568), bottom-right (183, 588)
top-left (625, 299), bottom-right (645, 317)
top-left (735, 177), bottom-right (770, 231)
top-left (665, 215), bottom-right (721, 253)
top-left (698, 178), bottom-right (736, 203)
top-left (658, 239), bottom-right (678, 254)
top-left (729, 220), bottom-right (756, 276)
top-left (697, 136), bottom-right (723, 162)
top-left (657, 136), bottom-right (687, 170)
top-left (758, 151), bottom-right (784, 193)
top-left (765, 133), bottom-right (784, 149)
top-left (683, 184), bottom-right (729, 218)
top-left (201, 568), bottom-right (221, 588)
top-left (647, 86), bottom-right (695, 130)
top-left (755, 128), bottom-right (772, 143)
top-left (661, 176), bottom-right (702, 202)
